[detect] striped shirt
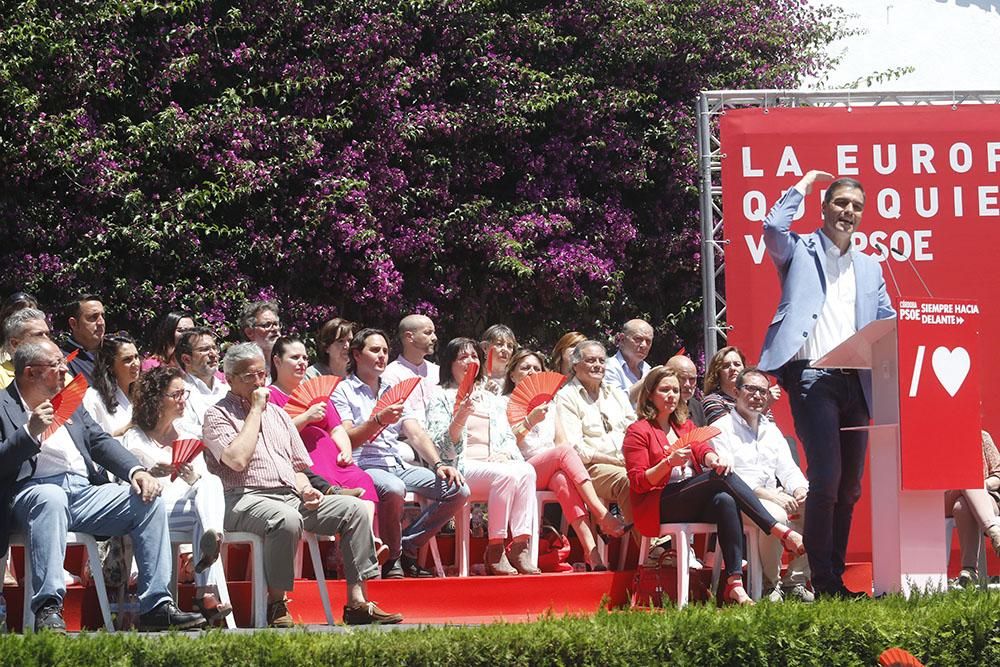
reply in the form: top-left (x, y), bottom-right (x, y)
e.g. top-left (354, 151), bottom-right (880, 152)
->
top-left (202, 392), bottom-right (313, 490)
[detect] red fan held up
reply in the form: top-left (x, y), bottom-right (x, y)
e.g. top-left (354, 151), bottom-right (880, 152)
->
top-left (453, 362), bottom-right (479, 414)
top-left (668, 426), bottom-right (722, 455)
top-left (506, 372), bottom-right (567, 427)
top-left (283, 376), bottom-right (341, 420)
top-left (369, 377), bottom-right (422, 441)
top-left (42, 374), bottom-right (88, 440)
top-left (171, 439), bottom-right (205, 481)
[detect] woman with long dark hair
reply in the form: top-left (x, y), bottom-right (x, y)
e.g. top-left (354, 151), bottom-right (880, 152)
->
top-left (83, 333), bottom-right (141, 437)
top-left (142, 310), bottom-right (195, 370)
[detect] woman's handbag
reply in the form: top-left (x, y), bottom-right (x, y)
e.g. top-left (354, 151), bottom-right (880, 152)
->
top-left (536, 525), bottom-right (573, 572)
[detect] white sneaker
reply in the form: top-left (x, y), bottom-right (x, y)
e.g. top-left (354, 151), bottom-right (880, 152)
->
top-left (767, 583), bottom-right (784, 602)
top-left (782, 583), bottom-right (815, 602)
top-left (688, 545), bottom-right (704, 571)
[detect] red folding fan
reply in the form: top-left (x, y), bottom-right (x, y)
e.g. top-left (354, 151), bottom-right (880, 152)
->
top-left (453, 362), bottom-right (480, 414)
top-left (878, 647), bottom-right (924, 667)
top-left (65, 349), bottom-right (79, 364)
top-left (506, 371), bottom-right (567, 427)
top-left (170, 439), bottom-right (205, 481)
top-left (42, 373), bottom-right (88, 439)
top-left (283, 376), bottom-right (342, 420)
top-left (667, 425), bottom-right (722, 455)
top-left (369, 377), bottom-right (422, 440)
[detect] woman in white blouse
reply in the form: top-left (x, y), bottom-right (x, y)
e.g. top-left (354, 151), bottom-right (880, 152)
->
top-left (82, 333), bottom-right (141, 436)
top-left (121, 366), bottom-right (231, 625)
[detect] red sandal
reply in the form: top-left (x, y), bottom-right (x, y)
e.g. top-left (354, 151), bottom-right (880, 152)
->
top-left (718, 575), bottom-right (754, 606)
top-left (779, 527), bottom-right (806, 557)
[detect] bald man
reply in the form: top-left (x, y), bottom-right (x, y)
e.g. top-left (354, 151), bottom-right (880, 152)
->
top-left (605, 319), bottom-right (653, 405)
top-left (665, 354), bottom-right (706, 426)
top-left (381, 314), bottom-right (439, 427)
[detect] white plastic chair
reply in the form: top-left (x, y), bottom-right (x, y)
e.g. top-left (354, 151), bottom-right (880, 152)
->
top-left (637, 522), bottom-right (761, 608)
top-left (10, 532), bottom-right (114, 632)
top-left (168, 530), bottom-right (237, 629)
top-left (455, 493), bottom-right (538, 576)
top-left (223, 532), bottom-right (267, 628)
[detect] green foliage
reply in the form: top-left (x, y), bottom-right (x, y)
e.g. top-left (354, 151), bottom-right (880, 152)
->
top-left (1, 591), bottom-right (999, 666)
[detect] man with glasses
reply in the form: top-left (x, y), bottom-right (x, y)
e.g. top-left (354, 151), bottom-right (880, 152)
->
top-left (605, 319), bottom-right (654, 406)
top-left (61, 295), bottom-right (105, 383)
top-left (239, 301), bottom-right (281, 379)
top-left (0, 308), bottom-right (51, 389)
top-left (0, 339), bottom-right (205, 631)
top-left (710, 368), bottom-right (812, 602)
top-left (175, 327), bottom-right (228, 429)
top-left (202, 343), bottom-right (401, 626)
top-left (555, 340), bottom-right (638, 542)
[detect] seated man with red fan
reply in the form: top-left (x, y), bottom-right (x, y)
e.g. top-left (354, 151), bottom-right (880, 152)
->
top-left (203, 342), bottom-right (400, 626)
top-left (0, 340), bottom-right (206, 631)
top-left (709, 367), bottom-right (812, 602)
top-left (332, 328), bottom-right (468, 579)
top-left (381, 314), bottom-right (440, 423)
top-left (121, 366), bottom-right (233, 624)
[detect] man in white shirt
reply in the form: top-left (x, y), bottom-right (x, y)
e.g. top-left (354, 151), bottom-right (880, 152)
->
top-left (711, 367), bottom-right (811, 602)
top-left (555, 340), bottom-right (637, 538)
top-left (175, 327), bottom-right (228, 429)
top-left (604, 319), bottom-right (653, 406)
top-left (760, 169), bottom-right (894, 598)
top-left (381, 314), bottom-right (440, 422)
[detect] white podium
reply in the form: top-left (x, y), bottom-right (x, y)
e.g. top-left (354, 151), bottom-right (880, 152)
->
top-left (813, 298), bottom-right (982, 596)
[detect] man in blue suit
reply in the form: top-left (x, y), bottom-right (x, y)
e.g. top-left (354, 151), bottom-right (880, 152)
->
top-left (0, 339), bottom-right (204, 631)
top-left (759, 170), bottom-right (895, 598)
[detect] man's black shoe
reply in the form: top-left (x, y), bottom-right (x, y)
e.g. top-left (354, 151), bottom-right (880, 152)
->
top-left (817, 585), bottom-right (869, 600)
top-left (34, 601), bottom-right (67, 633)
top-left (138, 601), bottom-right (207, 631)
top-left (381, 558), bottom-right (404, 579)
top-left (400, 552), bottom-right (434, 578)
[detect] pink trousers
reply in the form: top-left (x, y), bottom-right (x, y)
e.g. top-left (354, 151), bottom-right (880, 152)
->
top-left (527, 446), bottom-right (592, 522)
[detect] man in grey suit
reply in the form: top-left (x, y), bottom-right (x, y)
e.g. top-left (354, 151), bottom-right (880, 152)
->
top-left (759, 170), bottom-right (895, 598)
top-left (0, 339), bottom-right (204, 631)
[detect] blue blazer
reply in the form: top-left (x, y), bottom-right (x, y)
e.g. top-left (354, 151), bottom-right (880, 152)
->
top-left (758, 188), bottom-right (896, 409)
top-left (0, 382), bottom-right (141, 554)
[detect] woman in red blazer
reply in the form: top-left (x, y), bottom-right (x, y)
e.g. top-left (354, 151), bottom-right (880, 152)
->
top-left (623, 366), bottom-right (805, 605)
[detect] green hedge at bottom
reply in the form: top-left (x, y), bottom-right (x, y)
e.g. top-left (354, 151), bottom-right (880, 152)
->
top-left (1, 590), bottom-right (999, 666)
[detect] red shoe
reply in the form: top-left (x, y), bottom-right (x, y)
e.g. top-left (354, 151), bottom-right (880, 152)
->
top-left (718, 575), bottom-right (754, 606)
top-left (779, 527), bottom-right (806, 557)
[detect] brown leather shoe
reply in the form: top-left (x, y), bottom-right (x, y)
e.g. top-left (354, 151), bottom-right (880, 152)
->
top-left (343, 601), bottom-right (403, 625)
top-left (267, 598), bottom-right (294, 628)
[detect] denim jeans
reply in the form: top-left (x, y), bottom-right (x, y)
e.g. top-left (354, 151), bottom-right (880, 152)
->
top-left (364, 464), bottom-right (469, 559)
top-left (779, 361), bottom-right (870, 594)
top-left (11, 473), bottom-right (172, 614)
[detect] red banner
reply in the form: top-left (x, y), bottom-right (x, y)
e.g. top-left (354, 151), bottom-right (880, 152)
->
top-left (720, 105), bottom-right (1000, 560)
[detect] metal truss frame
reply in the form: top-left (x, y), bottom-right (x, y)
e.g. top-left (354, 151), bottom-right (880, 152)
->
top-left (696, 88), bottom-right (1000, 359)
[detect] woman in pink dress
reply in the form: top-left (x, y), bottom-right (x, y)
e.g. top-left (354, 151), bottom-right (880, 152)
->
top-left (268, 336), bottom-right (378, 502)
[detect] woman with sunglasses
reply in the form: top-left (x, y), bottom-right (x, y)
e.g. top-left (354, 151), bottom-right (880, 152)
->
top-left (83, 333), bottom-right (141, 437)
top-left (121, 366), bottom-right (231, 624)
top-left (503, 349), bottom-right (627, 570)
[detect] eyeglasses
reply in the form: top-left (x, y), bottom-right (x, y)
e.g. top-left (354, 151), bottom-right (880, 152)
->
top-left (253, 320), bottom-right (281, 330)
top-left (237, 369), bottom-right (268, 382)
top-left (739, 385), bottom-right (769, 397)
top-left (30, 358), bottom-right (69, 370)
top-left (165, 389), bottom-right (191, 401)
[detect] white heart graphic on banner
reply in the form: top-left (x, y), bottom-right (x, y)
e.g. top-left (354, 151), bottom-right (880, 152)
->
top-left (931, 346), bottom-right (970, 397)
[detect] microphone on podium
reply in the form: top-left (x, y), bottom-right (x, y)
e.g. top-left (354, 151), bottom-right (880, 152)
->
top-left (889, 246), bottom-right (934, 298)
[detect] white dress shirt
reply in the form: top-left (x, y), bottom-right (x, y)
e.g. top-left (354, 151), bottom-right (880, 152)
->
top-left (710, 408), bottom-right (808, 493)
top-left (604, 350), bottom-right (650, 397)
top-left (793, 230), bottom-right (857, 362)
